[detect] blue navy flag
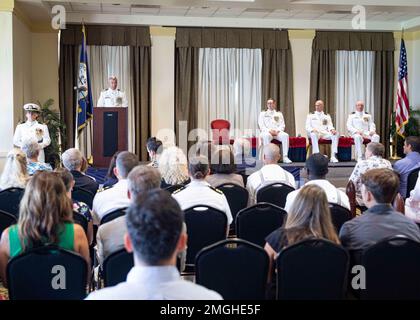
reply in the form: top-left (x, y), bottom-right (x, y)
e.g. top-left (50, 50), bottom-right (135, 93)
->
top-left (76, 25), bottom-right (93, 133)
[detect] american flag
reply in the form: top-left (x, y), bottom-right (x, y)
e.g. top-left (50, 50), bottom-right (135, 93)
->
top-left (395, 38), bottom-right (410, 137)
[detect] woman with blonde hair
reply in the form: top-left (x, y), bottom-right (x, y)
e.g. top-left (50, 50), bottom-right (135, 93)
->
top-left (0, 171), bottom-right (90, 286)
top-left (264, 184), bottom-right (340, 292)
top-left (159, 146), bottom-right (190, 188)
top-left (0, 148), bottom-right (28, 190)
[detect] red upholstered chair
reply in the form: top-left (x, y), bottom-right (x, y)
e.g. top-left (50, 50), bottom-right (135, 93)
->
top-left (211, 119), bottom-right (231, 145)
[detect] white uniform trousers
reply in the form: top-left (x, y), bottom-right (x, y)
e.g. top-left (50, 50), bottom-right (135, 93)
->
top-left (309, 131), bottom-right (339, 156)
top-left (260, 131), bottom-right (289, 157)
top-left (352, 133), bottom-right (380, 159)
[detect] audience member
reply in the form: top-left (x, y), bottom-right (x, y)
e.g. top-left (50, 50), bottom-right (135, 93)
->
top-left (0, 148), bottom-right (28, 191)
top-left (62, 148), bottom-right (99, 195)
top-left (172, 156), bottom-right (233, 226)
top-left (21, 138), bottom-right (52, 175)
top-left (284, 153), bottom-right (350, 212)
top-left (340, 169), bottom-right (420, 252)
top-left (103, 151), bottom-right (120, 189)
top-left (206, 149), bottom-right (244, 188)
top-left (233, 138), bottom-right (260, 175)
top-left (405, 172), bottom-right (420, 222)
top-left (96, 165), bottom-right (161, 264)
top-left (0, 171), bottom-right (90, 285)
top-left (86, 189), bottom-right (222, 300)
top-left (158, 146), bottom-right (190, 189)
top-left (146, 137), bottom-right (163, 168)
top-left (246, 143), bottom-right (296, 204)
top-left (349, 142), bottom-right (392, 206)
top-left (394, 136), bottom-right (420, 198)
top-left (55, 168), bottom-right (94, 245)
top-left (264, 184), bottom-right (339, 295)
top-left (92, 151), bottom-right (138, 224)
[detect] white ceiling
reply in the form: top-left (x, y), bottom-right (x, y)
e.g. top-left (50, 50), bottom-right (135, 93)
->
top-left (14, 0), bottom-right (420, 30)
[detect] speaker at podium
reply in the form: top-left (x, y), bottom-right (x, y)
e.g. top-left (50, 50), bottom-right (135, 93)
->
top-left (92, 107), bottom-right (128, 167)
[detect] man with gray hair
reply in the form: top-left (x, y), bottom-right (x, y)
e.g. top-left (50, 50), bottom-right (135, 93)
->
top-left (349, 142), bottom-right (392, 207)
top-left (92, 151), bottom-right (139, 224)
top-left (62, 148), bottom-right (98, 195)
top-left (97, 76), bottom-right (128, 108)
top-left (246, 143), bottom-right (296, 205)
top-left (21, 137), bottom-right (52, 175)
top-left (96, 165), bottom-right (161, 264)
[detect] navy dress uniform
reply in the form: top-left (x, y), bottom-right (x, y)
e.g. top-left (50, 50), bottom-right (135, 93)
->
top-left (13, 103), bottom-right (51, 163)
top-left (305, 111), bottom-right (339, 162)
top-left (97, 88), bottom-right (128, 108)
top-left (347, 111), bottom-right (380, 161)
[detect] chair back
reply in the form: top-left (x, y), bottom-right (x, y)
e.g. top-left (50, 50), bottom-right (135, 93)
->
top-left (217, 183), bottom-right (249, 225)
top-left (329, 203), bottom-right (352, 233)
top-left (256, 182), bottom-right (294, 208)
top-left (102, 249), bottom-right (134, 287)
top-left (7, 245), bottom-right (87, 300)
top-left (184, 205), bottom-right (227, 267)
top-left (0, 187), bottom-right (24, 218)
top-left (72, 187), bottom-right (95, 209)
top-left (100, 208), bottom-right (127, 225)
top-left (164, 184), bottom-right (184, 194)
top-left (236, 203), bottom-right (287, 247)
top-left (196, 239), bottom-right (269, 299)
top-left (276, 239), bottom-right (349, 300)
top-left (345, 180), bottom-right (357, 218)
top-left (407, 167), bottom-right (420, 198)
top-left (0, 210), bottom-right (17, 237)
top-left (210, 119), bottom-right (231, 145)
top-left (360, 236), bottom-right (420, 300)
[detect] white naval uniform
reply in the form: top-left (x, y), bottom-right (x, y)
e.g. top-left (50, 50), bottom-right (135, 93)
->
top-left (305, 111), bottom-right (339, 156)
top-left (284, 179), bottom-right (350, 213)
top-left (13, 120), bottom-right (51, 163)
top-left (347, 111), bottom-right (380, 160)
top-left (246, 164), bottom-right (296, 205)
top-left (97, 88), bottom-right (128, 108)
top-left (258, 110), bottom-right (289, 157)
top-left (172, 180), bottom-right (233, 225)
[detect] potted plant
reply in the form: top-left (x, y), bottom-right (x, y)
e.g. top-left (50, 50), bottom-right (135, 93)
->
top-left (37, 99), bottom-right (66, 168)
top-left (390, 107), bottom-right (420, 157)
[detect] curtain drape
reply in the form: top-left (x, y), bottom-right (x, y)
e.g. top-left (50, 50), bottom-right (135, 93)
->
top-left (335, 51), bottom-right (375, 135)
top-left (374, 51), bottom-right (394, 158)
top-left (59, 25), bottom-right (151, 161)
top-left (198, 48), bottom-right (262, 137)
top-left (262, 46), bottom-right (295, 136)
top-left (175, 28), bottom-right (293, 144)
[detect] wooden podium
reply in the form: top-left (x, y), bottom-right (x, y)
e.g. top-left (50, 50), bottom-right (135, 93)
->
top-left (92, 107), bottom-right (128, 167)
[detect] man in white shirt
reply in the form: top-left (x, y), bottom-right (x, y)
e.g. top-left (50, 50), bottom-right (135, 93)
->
top-left (172, 156), bottom-right (233, 226)
top-left (347, 100), bottom-right (380, 161)
top-left (247, 143), bottom-right (296, 205)
top-left (86, 189), bottom-right (222, 300)
top-left (13, 103), bottom-right (51, 163)
top-left (92, 151), bottom-right (139, 224)
top-left (284, 153), bottom-right (350, 213)
top-left (258, 98), bottom-right (292, 163)
top-left (306, 100), bottom-right (339, 163)
top-left (97, 76), bottom-right (128, 108)
top-left (96, 165), bottom-right (162, 264)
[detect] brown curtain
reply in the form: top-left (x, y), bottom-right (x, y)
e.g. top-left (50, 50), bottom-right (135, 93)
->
top-left (262, 43), bottom-right (295, 136)
top-left (59, 25), bottom-right (151, 160)
top-left (175, 28), bottom-right (294, 139)
top-left (374, 51), bottom-right (394, 158)
top-left (310, 31), bottom-right (395, 154)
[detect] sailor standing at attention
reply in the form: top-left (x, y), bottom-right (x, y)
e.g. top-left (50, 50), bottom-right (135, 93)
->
top-left (97, 76), bottom-right (128, 108)
top-left (13, 103), bottom-right (51, 163)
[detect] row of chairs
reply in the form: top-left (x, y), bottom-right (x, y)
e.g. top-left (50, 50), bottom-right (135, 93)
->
top-left (7, 235), bottom-right (420, 300)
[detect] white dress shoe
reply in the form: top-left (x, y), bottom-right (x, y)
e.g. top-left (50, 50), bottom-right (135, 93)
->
top-left (283, 156), bottom-right (292, 164)
top-left (330, 156), bottom-right (339, 163)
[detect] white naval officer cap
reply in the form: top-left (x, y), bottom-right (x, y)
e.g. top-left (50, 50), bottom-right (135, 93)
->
top-left (23, 103), bottom-right (41, 112)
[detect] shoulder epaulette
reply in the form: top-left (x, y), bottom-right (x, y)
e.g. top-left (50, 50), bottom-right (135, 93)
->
top-left (172, 186), bottom-right (186, 194)
top-left (209, 186), bottom-right (223, 195)
top-left (351, 111), bottom-right (356, 114)
top-left (365, 111), bottom-right (369, 114)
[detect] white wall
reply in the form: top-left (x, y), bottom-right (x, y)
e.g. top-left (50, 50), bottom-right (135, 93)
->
top-left (0, 12), bottom-right (14, 169)
top-left (31, 32), bottom-right (59, 110)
